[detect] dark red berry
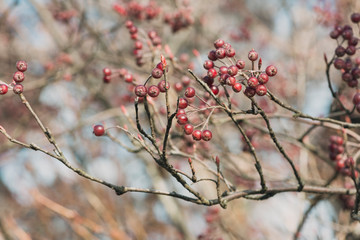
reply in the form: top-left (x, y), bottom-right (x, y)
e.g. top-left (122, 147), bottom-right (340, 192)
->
top-left (353, 92), bottom-right (360, 105)
top-left (203, 60), bottom-right (214, 70)
top-left (152, 68), bottom-right (163, 79)
top-left (215, 48), bottom-right (226, 59)
top-left (342, 29), bottom-right (353, 40)
top-left (203, 76), bottom-right (214, 86)
top-left (147, 85), bottom-right (160, 97)
top-left (158, 80), bottom-right (170, 92)
top-left (219, 74), bottom-right (229, 85)
top-left (342, 72), bottom-right (352, 82)
top-left (214, 39), bottom-right (225, 49)
top-left (135, 85), bottom-right (147, 97)
top-left (346, 46), bottom-right (356, 56)
top-left (335, 46), bottom-right (346, 57)
top-left (247, 77), bottom-right (259, 88)
top-left (348, 37), bottom-right (358, 46)
top-left (258, 73), bottom-right (269, 84)
top-left (351, 13), bottom-right (360, 23)
top-left (330, 29), bottom-right (340, 39)
top-left (248, 49), bottom-right (258, 61)
top-left (0, 84), bottom-right (8, 95)
top-left (227, 65), bottom-right (238, 76)
top-left (348, 79), bottom-right (358, 88)
top-left (201, 130), bottom-right (212, 141)
top-left (244, 87), bottom-right (256, 97)
top-left (177, 114), bottom-right (188, 125)
top-left (208, 50), bottom-right (217, 61)
top-left (255, 84), bottom-right (267, 96)
top-left (184, 124), bottom-right (194, 135)
top-left (179, 97), bottom-right (188, 109)
top-left (103, 75), bottom-right (111, 83)
top-left (13, 71), bottom-right (25, 83)
top-left (13, 84), bottom-right (23, 94)
top-left (236, 60), bottom-right (245, 69)
top-left (232, 82), bottom-right (242, 92)
top-left (207, 68), bottom-right (217, 78)
top-left (185, 87), bottom-right (196, 98)
top-left (93, 125), bottom-right (105, 136)
top-left (16, 60), bottom-right (28, 72)
top-left (334, 58), bottom-right (345, 69)
top-left (265, 65), bottom-right (277, 77)
top-left (192, 130), bottom-right (202, 141)
top-left (210, 85), bottom-right (219, 95)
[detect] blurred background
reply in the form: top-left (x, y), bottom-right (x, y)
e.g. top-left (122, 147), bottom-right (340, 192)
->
top-left (0, 0), bottom-right (359, 239)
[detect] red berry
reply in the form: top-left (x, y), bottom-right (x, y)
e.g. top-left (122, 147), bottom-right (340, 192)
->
top-left (103, 67), bottom-right (112, 76)
top-left (210, 85), bottom-right (219, 95)
top-left (227, 65), bottom-right (238, 76)
top-left (219, 66), bottom-right (228, 75)
top-left (265, 65), bottom-right (277, 77)
top-left (203, 76), bottom-right (214, 86)
top-left (208, 50), bottom-right (217, 61)
top-left (232, 82), bottom-right (242, 92)
top-left (351, 13), bottom-right (360, 23)
top-left (223, 43), bottom-right (231, 49)
top-left (335, 160), bottom-right (345, 171)
top-left (334, 58), bottom-right (345, 69)
top-left (203, 60), bottom-right (214, 70)
top-left (134, 85), bottom-right (147, 97)
top-left (184, 124), bottom-right (194, 135)
top-left (225, 47), bottom-right (236, 57)
top-left (226, 76), bottom-right (236, 86)
top-left (129, 26), bottom-right (138, 34)
top-left (248, 49), bottom-right (258, 61)
top-left (103, 75), bottom-right (111, 83)
top-left (13, 84), bottom-right (23, 94)
top-left (353, 93), bottom-right (360, 105)
top-left (214, 39), bottom-right (225, 48)
top-left (134, 40), bottom-right (143, 49)
top-left (158, 80), bottom-right (170, 92)
top-left (244, 87), bottom-right (256, 97)
top-left (93, 125), bottom-right (105, 136)
top-left (215, 48), bottom-right (226, 59)
top-left (148, 30), bottom-right (157, 39)
top-left (342, 29), bottom-right (353, 40)
top-left (181, 76), bottom-right (191, 86)
top-left (348, 37), bottom-right (358, 46)
top-left (201, 130), bottom-right (212, 141)
top-left (152, 68), bottom-right (163, 79)
top-left (258, 73), bottom-right (269, 84)
top-left (0, 84), bottom-right (8, 95)
top-left (255, 84), bottom-right (267, 96)
top-left (219, 74), bottom-right (229, 85)
top-left (16, 60), bottom-right (28, 72)
top-left (247, 77), bottom-right (259, 88)
top-left (125, 20), bottom-right (133, 28)
top-left (179, 97), bottom-right (188, 109)
top-left (330, 29), bottom-right (340, 39)
top-left (335, 46), bottom-right (346, 57)
top-left (192, 130), bottom-right (202, 141)
top-left (177, 114), bottom-right (188, 125)
top-left (174, 82), bottom-right (183, 92)
top-left (124, 73), bottom-right (133, 83)
top-left (176, 109), bottom-right (186, 118)
top-left (207, 68), bottom-right (217, 79)
top-left (147, 85), bottom-right (160, 97)
top-left (13, 71), bottom-right (25, 83)
top-left (185, 87), bottom-right (196, 98)
top-left (236, 60), bottom-right (245, 69)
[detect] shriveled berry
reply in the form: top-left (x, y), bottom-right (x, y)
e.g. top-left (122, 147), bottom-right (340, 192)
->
top-left (244, 87), bottom-right (256, 97)
top-left (334, 58), bottom-right (345, 69)
top-left (13, 71), bottom-right (25, 83)
top-left (215, 48), bottom-right (226, 59)
top-left (192, 130), bottom-right (202, 141)
top-left (248, 49), bottom-right (258, 61)
top-left (93, 125), bottom-right (105, 136)
top-left (201, 130), bottom-right (212, 141)
top-left (265, 65), bottom-right (277, 77)
top-left (214, 39), bottom-right (225, 48)
top-left (227, 65), bottom-right (238, 76)
top-left (158, 80), bottom-right (170, 92)
top-left (147, 85), bottom-right (160, 97)
top-left (258, 73), bottom-right (269, 84)
top-left (203, 60), bottom-right (214, 70)
top-left (13, 84), bottom-right (23, 94)
top-left (255, 84), bottom-right (267, 96)
top-left (152, 68), bottom-right (163, 79)
top-left (177, 114), bottom-right (188, 125)
top-left (247, 77), bottom-right (259, 88)
top-left (16, 60), bottom-right (28, 72)
top-left (236, 60), bottom-right (245, 69)
top-left (184, 124), bottom-right (194, 135)
top-left (351, 13), bottom-right (360, 23)
top-left (210, 85), bottom-right (219, 95)
top-left (0, 84), bottom-right (8, 95)
top-left (232, 82), bottom-right (242, 92)
top-left (179, 97), bottom-right (188, 109)
top-left (207, 68), bottom-right (217, 78)
top-left (135, 85), bottom-right (147, 97)
top-left (185, 87), bottom-right (196, 98)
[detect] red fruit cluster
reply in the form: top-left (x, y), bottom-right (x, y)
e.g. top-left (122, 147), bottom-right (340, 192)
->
top-left (330, 13), bottom-right (360, 90)
top-left (102, 67), bottom-right (134, 84)
top-left (202, 39), bottom-right (277, 98)
top-left (113, 1), bottom-right (160, 20)
top-left (1, 60), bottom-right (27, 95)
top-left (164, 7), bottom-right (194, 33)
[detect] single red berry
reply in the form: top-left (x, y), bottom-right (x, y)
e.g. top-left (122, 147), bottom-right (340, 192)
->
top-left (176, 109), bottom-right (186, 118)
top-left (353, 93), bottom-right (360, 105)
top-left (0, 84), bottom-right (8, 95)
top-left (214, 39), bottom-right (225, 49)
top-left (342, 72), bottom-right (352, 82)
top-left (219, 74), bottom-right (229, 85)
top-left (184, 124), bottom-right (194, 135)
top-left (348, 37), bottom-right (358, 46)
top-left (203, 60), bottom-right (214, 70)
top-left (124, 73), bottom-right (133, 83)
top-left (152, 67), bottom-right (163, 79)
top-left (93, 125), bottom-right (105, 136)
top-left (179, 97), bottom-right (188, 109)
top-left (227, 65), bottom-right (238, 76)
top-left (177, 114), bottom-right (188, 125)
top-left (103, 67), bottom-right (111, 76)
top-left (208, 50), bottom-right (217, 61)
top-left (334, 58), bottom-right (345, 69)
top-left (345, 157), bottom-right (355, 167)
top-left (219, 66), bottom-right (228, 75)
top-left (236, 60), bottom-right (245, 69)
top-left (158, 80), bottom-right (170, 92)
top-left (148, 30), bottom-right (157, 39)
top-left (125, 20), bottom-right (133, 28)
top-left (203, 76), bottom-right (214, 86)
top-left (330, 29), bottom-right (340, 39)
top-left (335, 160), bottom-right (345, 171)
top-left (346, 46), bottom-right (356, 56)
top-left (207, 68), bottom-right (217, 78)
top-left (215, 48), bottom-right (226, 59)
top-left (226, 76), bottom-right (236, 86)
top-left (135, 85), bottom-right (147, 97)
top-left (185, 87), bottom-right (196, 98)
top-left (226, 47), bottom-right (236, 57)
top-left (248, 49), bottom-right (258, 61)
top-left (335, 46), bottom-right (346, 57)
top-left (13, 84), bottom-right (23, 94)
top-left (342, 29), bottom-right (353, 40)
top-left (202, 130), bottom-right (212, 141)
top-left (181, 76), bottom-right (191, 86)
top-left (248, 77), bottom-right (259, 88)
top-left (348, 79), bottom-right (358, 88)
top-left (103, 75), bottom-right (111, 83)
top-left (223, 43), bottom-right (231, 49)
top-left (156, 62), bottom-right (165, 71)
top-left (265, 65), bottom-right (277, 77)
top-left (232, 82), bottom-right (242, 92)
top-left (16, 60), bottom-right (28, 72)
top-left (255, 84), bottom-right (267, 96)
top-left (258, 73), bottom-right (269, 84)
top-left (244, 87), bottom-right (256, 97)
top-left (192, 130), bottom-right (202, 141)
top-left (147, 85), bottom-right (160, 97)
top-left (174, 82), bottom-right (183, 92)
top-left (130, 33), bottom-right (138, 40)
top-left (351, 13), bottom-right (360, 23)
top-left (134, 40), bottom-right (143, 49)
top-left (210, 85), bottom-right (219, 95)
top-left (352, 68), bottom-right (360, 79)
top-left (13, 71), bottom-right (25, 83)
top-left (129, 26), bottom-right (138, 34)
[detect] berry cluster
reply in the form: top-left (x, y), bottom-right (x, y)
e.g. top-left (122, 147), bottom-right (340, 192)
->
top-left (113, 1), bottom-right (160, 20)
top-left (0, 60), bottom-right (27, 95)
top-left (164, 6), bottom-right (194, 33)
top-left (102, 67), bottom-right (134, 85)
top-left (328, 135), bottom-right (358, 178)
top-left (202, 39), bottom-right (277, 98)
top-left (330, 13), bottom-right (360, 98)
